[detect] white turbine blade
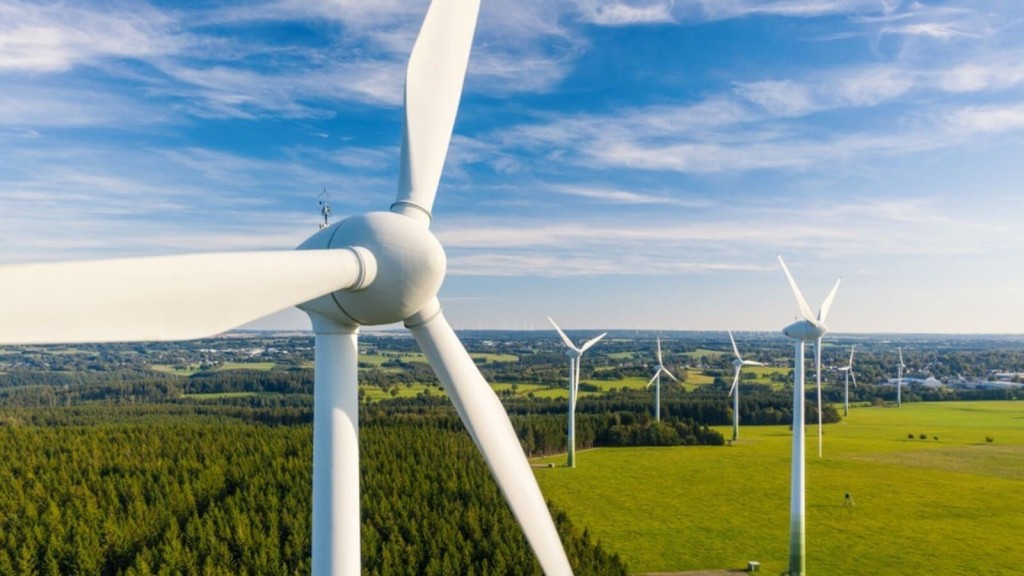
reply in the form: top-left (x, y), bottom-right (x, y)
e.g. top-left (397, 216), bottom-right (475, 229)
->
top-left (407, 305), bottom-right (572, 575)
top-left (728, 330), bottom-right (742, 360)
top-left (547, 317), bottom-right (579, 352)
top-left (728, 367), bottom-right (741, 397)
top-left (743, 360), bottom-right (766, 367)
top-left (777, 255), bottom-right (816, 325)
top-left (661, 367), bottom-right (679, 382)
top-left (851, 369), bottom-right (857, 388)
top-left (815, 337), bottom-right (823, 457)
top-left (643, 368), bottom-right (659, 387)
top-left (0, 250), bottom-right (370, 345)
top-left (392, 0), bottom-right (481, 222)
top-left (818, 277), bottom-right (842, 323)
top-left (656, 336), bottom-right (664, 365)
top-left (899, 347), bottom-right (905, 367)
top-left (579, 332), bottom-right (607, 354)
top-left (849, 345), bottom-right (856, 366)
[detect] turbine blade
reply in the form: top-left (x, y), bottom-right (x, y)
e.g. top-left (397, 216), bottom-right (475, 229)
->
top-left (661, 367), bottom-right (679, 382)
top-left (407, 303), bottom-right (572, 575)
top-left (815, 337), bottom-right (823, 457)
top-left (580, 332), bottom-right (607, 353)
top-left (656, 336), bottom-right (663, 365)
top-left (728, 330), bottom-right (742, 360)
top-left (818, 277), bottom-right (842, 323)
top-left (899, 347), bottom-right (905, 367)
top-left (392, 0), bottom-right (482, 222)
top-left (849, 345), bottom-right (856, 366)
top-left (646, 372), bottom-right (659, 388)
top-left (728, 367), bottom-right (741, 397)
top-left (0, 250), bottom-right (370, 345)
top-left (851, 370), bottom-right (857, 388)
top-left (547, 317), bottom-right (578, 352)
top-left (744, 360), bottom-right (766, 367)
top-left (777, 255), bottom-right (817, 325)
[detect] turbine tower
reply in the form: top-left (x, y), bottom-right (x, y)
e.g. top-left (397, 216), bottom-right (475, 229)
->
top-left (727, 330), bottom-right (765, 441)
top-left (778, 255), bottom-right (841, 576)
top-left (897, 347), bottom-right (906, 407)
top-left (0, 2), bottom-right (575, 574)
top-left (549, 317), bottom-right (606, 468)
top-left (647, 337), bottom-right (677, 422)
top-left (837, 346), bottom-right (857, 417)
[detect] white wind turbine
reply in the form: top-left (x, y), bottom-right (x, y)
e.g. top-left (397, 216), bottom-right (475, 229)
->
top-left (837, 346), bottom-right (857, 417)
top-left (647, 337), bottom-right (677, 422)
top-left (778, 255), bottom-right (841, 576)
top-left (897, 346), bottom-right (906, 407)
top-left (727, 330), bottom-right (764, 441)
top-left (0, 2), bottom-right (574, 574)
top-left (549, 318), bottom-right (606, 468)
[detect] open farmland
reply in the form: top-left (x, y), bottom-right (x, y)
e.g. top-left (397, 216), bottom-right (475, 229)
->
top-left (534, 401), bottom-right (1024, 575)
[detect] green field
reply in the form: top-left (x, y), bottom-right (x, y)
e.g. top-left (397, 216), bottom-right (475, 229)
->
top-left (534, 401), bottom-right (1024, 575)
top-left (151, 361), bottom-right (277, 376)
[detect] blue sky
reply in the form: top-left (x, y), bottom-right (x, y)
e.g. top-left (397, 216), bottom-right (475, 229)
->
top-left (2, 0), bottom-right (1023, 334)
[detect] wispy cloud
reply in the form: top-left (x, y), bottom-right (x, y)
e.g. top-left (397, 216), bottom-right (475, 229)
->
top-left (573, 1), bottom-right (676, 26)
top-left (549, 184), bottom-right (712, 206)
top-left (0, 1), bottom-right (186, 72)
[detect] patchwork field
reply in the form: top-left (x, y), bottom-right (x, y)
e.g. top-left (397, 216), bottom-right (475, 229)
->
top-left (534, 401), bottom-right (1024, 575)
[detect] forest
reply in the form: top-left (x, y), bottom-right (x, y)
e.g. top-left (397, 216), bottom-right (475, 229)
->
top-left (0, 403), bottom-right (627, 575)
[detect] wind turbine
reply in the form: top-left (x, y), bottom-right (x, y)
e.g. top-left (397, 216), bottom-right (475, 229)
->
top-left (837, 346), bottom-right (857, 417)
top-left (0, 2), bottom-right (575, 575)
top-left (778, 255), bottom-right (841, 576)
top-left (549, 317), bottom-right (606, 468)
top-left (897, 347), bottom-right (906, 407)
top-left (727, 330), bottom-right (764, 441)
top-left (647, 337), bottom-right (677, 422)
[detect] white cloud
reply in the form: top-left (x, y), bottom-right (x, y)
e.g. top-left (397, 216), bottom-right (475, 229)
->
top-left (574, 1), bottom-right (676, 26)
top-left (945, 103), bottom-right (1024, 135)
top-left (550, 184), bottom-right (712, 206)
top-left (0, 1), bottom-right (186, 72)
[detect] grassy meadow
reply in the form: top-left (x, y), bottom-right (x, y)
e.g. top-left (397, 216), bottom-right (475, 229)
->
top-left (534, 401), bottom-right (1024, 575)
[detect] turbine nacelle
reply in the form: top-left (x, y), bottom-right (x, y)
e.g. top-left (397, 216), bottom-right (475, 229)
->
top-left (782, 319), bottom-right (826, 342)
top-left (298, 212), bottom-right (445, 326)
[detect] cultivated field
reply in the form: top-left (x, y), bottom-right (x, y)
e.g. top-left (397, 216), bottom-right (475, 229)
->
top-left (534, 401), bottom-right (1024, 575)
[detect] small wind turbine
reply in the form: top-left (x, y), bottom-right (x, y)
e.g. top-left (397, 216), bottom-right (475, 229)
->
top-left (647, 337), bottom-right (677, 422)
top-left (897, 346), bottom-right (906, 407)
top-left (549, 317), bottom-right (606, 468)
top-left (778, 255), bottom-right (841, 576)
top-left (837, 346), bottom-right (857, 417)
top-left (727, 330), bottom-right (764, 441)
top-left (0, 2), bottom-right (574, 574)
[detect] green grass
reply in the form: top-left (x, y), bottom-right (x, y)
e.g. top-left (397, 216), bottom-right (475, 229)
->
top-left (533, 401), bottom-right (1024, 575)
top-left (182, 391), bottom-right (286, 400)
top-left (151, 362), bottom-right (276, 376)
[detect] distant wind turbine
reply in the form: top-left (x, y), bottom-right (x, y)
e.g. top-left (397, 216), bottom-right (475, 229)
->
top-left (781, 260), bottom-right (840, 459)
top-left (837, 346), bottom-right (857, 417)
top-left (897, 347), bottom-right (906, 407)
top-left (778, 255), bottom-right (841, 576)
top-left (647, 337), bottom-right (677, 422)
top-left (549, 317), bottom-right (606, 468)
top-left (727, 330), bottom-right (764, 441)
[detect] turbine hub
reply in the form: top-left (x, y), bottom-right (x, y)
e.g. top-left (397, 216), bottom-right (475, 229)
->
top-left (297, 212), bottom-right (445, 326)
top-left (782, 320), bottom-right (826, 342)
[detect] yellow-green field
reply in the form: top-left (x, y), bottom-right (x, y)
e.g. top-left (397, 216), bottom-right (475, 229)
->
top-left (534, 401), bottom-right (1024, 575)
top-left (150, 361), bottom-right (277, 376)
